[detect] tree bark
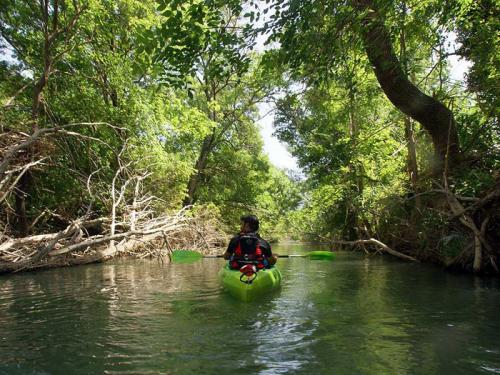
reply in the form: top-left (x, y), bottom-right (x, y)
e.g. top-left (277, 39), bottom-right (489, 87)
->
top-left (183, 132), bottom-right (215, 206)
top-left (404, 116), bottom-right (421, 208)
top-left (398, 6), bottom-right (421, 210)
top-left (345, 82), bottom-right (361, 240)
top-left (352, 0), bottom-right (460, 169)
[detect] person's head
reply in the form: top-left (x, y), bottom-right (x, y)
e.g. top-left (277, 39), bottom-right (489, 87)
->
top-left (240, 214), bottom-right (259, 233)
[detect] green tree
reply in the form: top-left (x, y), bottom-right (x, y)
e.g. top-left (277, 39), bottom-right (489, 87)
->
top-left (259, 0), bottom-right (461, 169)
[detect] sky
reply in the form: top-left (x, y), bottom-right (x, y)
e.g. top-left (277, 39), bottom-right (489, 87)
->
top-left (257, 102), bottom-right (300, 171)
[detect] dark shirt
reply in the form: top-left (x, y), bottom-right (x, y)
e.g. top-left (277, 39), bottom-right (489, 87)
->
top-left (226, 232), bottom-right (272, 258)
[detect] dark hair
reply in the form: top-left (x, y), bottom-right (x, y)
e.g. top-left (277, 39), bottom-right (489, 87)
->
top-left (240, 214), bottom-right (259, 232)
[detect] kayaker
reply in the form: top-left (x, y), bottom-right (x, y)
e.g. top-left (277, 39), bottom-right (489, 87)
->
top-left (223, 214), bottom-right (277, 269)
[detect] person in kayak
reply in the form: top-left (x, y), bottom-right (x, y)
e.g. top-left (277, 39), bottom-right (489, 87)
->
top-left (223, 214), bottom-right (277, 270)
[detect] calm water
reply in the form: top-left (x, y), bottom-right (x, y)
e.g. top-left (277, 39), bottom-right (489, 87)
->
top-left (1, 244), bottom-right (499, 375)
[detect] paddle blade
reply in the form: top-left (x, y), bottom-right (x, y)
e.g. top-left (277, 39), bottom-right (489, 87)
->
top-left (170, 250), bottom-right (203, 263)
top-left (307, 251), bottom-right (335, 260)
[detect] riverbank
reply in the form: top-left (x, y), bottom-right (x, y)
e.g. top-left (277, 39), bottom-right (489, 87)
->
top-left (0, 208), bottom-right (226, 275)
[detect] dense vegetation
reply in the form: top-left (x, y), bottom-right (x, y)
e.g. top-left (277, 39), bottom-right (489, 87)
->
top-left (0, 0), bottom-right (498, 274)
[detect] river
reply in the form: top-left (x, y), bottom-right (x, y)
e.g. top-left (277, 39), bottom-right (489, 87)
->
top-left (1, 244), bottom-right (499, 374)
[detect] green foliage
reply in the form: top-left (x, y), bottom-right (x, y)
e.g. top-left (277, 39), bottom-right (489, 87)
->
top-left (142, 0), bottom-right (252, 87)
top-left (452, 0), bottom-right (500, 117)
top-left (1, 0), bottom-right (498, 268)
top-left (0, 0), bottom-right (300, 240)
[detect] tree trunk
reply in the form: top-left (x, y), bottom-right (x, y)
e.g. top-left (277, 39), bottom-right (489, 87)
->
top-left (182, 132), bottom-right (215, 207)
top-left (31, 74), bottom-right (47, 126)
top-left (15, 2), bottom-right (54, 235)
top-left (352, 0), bottom-right (460, 169)
top-left (345, 83), bottom-right (361, 240)
top-left (183, 79), bottom-right (220, 207)
top-left (16, 25), bottom-right (51, 236)
top-left (404, 116), bottom-right (421, 208)
top-left (17, 67), bottom-right (49, 235)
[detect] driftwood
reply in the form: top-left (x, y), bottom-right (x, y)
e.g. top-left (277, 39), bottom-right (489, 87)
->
top-left (0, 139), bottom-right (227, 274)
top-left (0, 205), bottom-right (226, 274)
top-left (330, 238), bottom-right (419, 262)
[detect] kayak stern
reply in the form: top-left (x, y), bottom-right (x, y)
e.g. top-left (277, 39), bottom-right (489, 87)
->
top-left (218, 266), bottom-right (282, 302)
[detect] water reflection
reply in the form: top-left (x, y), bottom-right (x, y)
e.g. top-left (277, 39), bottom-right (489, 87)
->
top-left (0, 250), bottom-right (499, 374)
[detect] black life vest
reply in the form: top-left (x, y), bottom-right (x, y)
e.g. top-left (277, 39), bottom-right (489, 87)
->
top-left (230, 234), bottom-right (267, 270)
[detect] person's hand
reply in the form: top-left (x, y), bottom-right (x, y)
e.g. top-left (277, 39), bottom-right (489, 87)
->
top-left (268, 255), bottom-right (277, 265)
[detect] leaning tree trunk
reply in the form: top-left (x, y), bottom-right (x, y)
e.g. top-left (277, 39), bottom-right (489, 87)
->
top-left (182, 131), bottom-right (215, 207)
top-left (183, 77), bottom-right (220, 207)
top-left (345, 80), bottom-right (362, 240)
top-left (352, 0), bottom-right (460, 169)
top-left (399, 9), bottom-right (421, 211)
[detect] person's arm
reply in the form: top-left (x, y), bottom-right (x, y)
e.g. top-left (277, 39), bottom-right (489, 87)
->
top-left (268, 253), bottom-right (277, 265)
top-left (261, 239), bottom-right (277, 265)
top-left (224, 236), bottom-right (238, 260)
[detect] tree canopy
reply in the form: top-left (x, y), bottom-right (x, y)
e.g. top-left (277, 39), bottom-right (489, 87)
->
top-left (0, 0), bottom-right (498, 274)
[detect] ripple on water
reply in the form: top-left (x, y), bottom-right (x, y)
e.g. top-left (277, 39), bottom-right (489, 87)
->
top-left (1, 255), bottom-right (500, 375)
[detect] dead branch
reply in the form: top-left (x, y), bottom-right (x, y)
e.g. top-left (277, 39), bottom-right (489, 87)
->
top-left (0, 138), bottom-right (227, 274)
top-left (0, 218), bottom-right (107, 254)
top-left (0, 158), bottom-right (46, 204)
top-left (0, 122), bottom-right (122, 178)
top-left (329, 238), bottom-right (419, 262)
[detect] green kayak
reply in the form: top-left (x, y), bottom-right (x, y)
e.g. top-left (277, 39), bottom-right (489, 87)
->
top-left (218, 265), bottom-right (282, 302)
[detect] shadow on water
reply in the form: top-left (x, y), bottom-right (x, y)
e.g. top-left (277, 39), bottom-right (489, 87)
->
top-left (0, 249), bottom-right (499, 375)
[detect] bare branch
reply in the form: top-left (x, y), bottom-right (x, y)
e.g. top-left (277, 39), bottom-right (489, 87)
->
top-left (0, 122), bottom-right (122, 177)
top-left (0, 158), bottom-right (46, 204)
top-left (329, 238), bottom-right (419, 262)
top-left (2, 82), bottom-right (33, 108)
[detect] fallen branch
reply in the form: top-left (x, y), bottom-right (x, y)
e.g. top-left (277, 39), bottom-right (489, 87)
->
top-left (0, 218), bottom-right (107, 254)
top-left (48, 224), bottom-right (187, 256)
top-left (0, 141), bottom-right (227, 274)
top-left (329, 238), bottom-right (419, 262)
top-left (0, 221), bottom-right (80, 273)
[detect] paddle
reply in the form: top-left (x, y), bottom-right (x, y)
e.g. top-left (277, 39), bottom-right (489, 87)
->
top-left (170, 250), bottom-right (334, 263)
